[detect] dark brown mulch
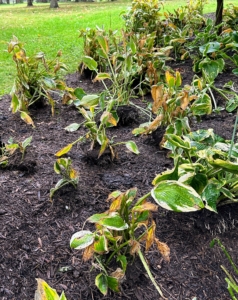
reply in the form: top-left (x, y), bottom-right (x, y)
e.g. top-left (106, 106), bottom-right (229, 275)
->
top-left (0, 60), bottom-right (238, 300)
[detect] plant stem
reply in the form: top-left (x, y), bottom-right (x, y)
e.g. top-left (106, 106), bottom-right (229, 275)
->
top-left (138, 249), bottom-right (167, 299)
top-left (208, 87), bottom-right (217, 110)
top-left (228, 111), bottom-right (238, 160)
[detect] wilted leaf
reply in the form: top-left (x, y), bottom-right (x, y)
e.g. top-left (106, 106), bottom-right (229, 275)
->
top-left (20, 111), bottom-right (35, 127)
top-left (151, 85), bottom-right (165, 113)
top-left (155, 238), bottom-right (170, 262)
top-left (145, 220), bottom-right (156, 251)
top-left (82, 243), bottom-right (94, 262)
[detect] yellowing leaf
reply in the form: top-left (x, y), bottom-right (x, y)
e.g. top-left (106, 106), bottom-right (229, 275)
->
top-left (55, 144), bottom-right (73, 157)
top-left (145, 220), bottom-right (156, 251)
top-left (70, 168), bottom-right (78, 179)
top-left (179, 90), bottom-right (190, 110)
top-left (133, 202), bottom-right (158, 213)
top-left (34, 278), bottom-right (60, 300)
top-left (15, 50), bottom-right (26, 60)
top-left (168, 23), bottom-right (177, 29)
top-left (144, 115), bottom-right (164, 134)
top-left (20, 111), bottom-right (35, 127)
top-left (155, 238), bottom-right (170, 262)
top-left (151, 85), bottom-right (165, 113)
top-left (109, 196), bottom-right (123, 212)
top-left (165, 71), bottom-right (175, 87)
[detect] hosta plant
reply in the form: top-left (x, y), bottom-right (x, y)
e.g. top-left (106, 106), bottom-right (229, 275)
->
top-left (50, 158), bottom-right (79, 201)
top-left (210, 238), bottom-right (238, 299)
top-left (132, 70), bottom-right (212, 141)
top-left (151, 129), bottom-right (238, 212)
top-left (70, 188), bottom-right (169, 298)
top-left (34, 278), bottom-right (67, 300)
top-left (58, 86), bottom-right (140, 159)
top-left (0, 136), bottom-right (32, 167)
top-left (8, 36), bottom-right (67, 126)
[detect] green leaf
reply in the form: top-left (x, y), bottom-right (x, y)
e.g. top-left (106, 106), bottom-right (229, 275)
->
top-left (79, 94), bottom-right (99, 107)
top-left (54, 160), bottom-right (61, 175)
top-left (94, 235), bottom-right (108, 254)
top-left (117, 255), bottom-right (127, 273)
top-left (199, 41), bottom-right (220, 55)
top-left (70, 231), bottom-right (94, 250)
top-left (201, 182), bottom-right (220, 212)
top-left (97, 36), bottom-right (109, 55)
top-left (74, 87), bottom-right (86, 100)
top-left (232, 68), bottom-right (238, 76)
top-left (43, 77), bottom-right (56, 89)
top-left (11, 93), bottom-right (20, 113)
top-left (132, 127), bottom-right (147, 135)
top-left (191, 93), bottom-right (212, 115)
top-left (95, 273), bottom-right (108, 296)
top-left (22, 136), bottom-right (32, 149)
top-left (107, 276), bottom-right (119, 293)
top-left (87, 212), bottom-right (109, 223)
top-left (20, 111), bottom-right (35, 127)
top-left (35, 278), bottom-right (60, 300)
top-left (152, 162), bottom-right (179, 185)
top-left (165, 134), bottom-right (191, 150)
top-left (82, 56), bottom-right (98, 71)
top-left (179, 172), bottom-right (208, 194)
top-left (64, 123), bottom-right (80, 132)
top-left (151, 180), bottom-right (204, 212)
top-left (94, 73), bottom-right (111, 81)
top-left (208, 158), bottom-right (238, 174)
top-left (59, 292), bottom-right (68, 300)
top-left (125, 141), bottom-right (140, 154)
top-left (99, 214), bottom-right (129, 230)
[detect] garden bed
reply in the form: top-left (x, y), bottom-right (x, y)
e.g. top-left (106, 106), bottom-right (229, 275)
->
top-left (0, 64), bottom-right (238, 299)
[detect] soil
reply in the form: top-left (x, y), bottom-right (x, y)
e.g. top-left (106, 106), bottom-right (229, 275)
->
top-left (0, 57), bottom-right (238, 300)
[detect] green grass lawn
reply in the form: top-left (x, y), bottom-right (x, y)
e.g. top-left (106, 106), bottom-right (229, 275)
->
top-left (0, 0), bottom-right (236, 95)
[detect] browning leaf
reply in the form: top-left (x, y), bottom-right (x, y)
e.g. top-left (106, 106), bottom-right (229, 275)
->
top-left (82, 243), bottom-right (95, 262)
top-left (155, 238), bottom-right (170, 262)
top-left (129, 240), bottom-right (140, 255)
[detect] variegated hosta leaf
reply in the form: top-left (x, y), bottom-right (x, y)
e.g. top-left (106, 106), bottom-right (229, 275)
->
top-left (201, 182), bottom-right (221, 213)
top-left (34, 278), bottom-right (61, 300)
top-left (151, 180), bottom-right (204, 212)
top-left (208, 158), bottom-right (238, 174)
top-left (125, 141), bottom-right (140, 154)
top-left (70, 230), bottom-right (94, 250)
top-left (94, 235), bottom-right (108, 254)
top-left (98, 214), bottom-right (128, 231)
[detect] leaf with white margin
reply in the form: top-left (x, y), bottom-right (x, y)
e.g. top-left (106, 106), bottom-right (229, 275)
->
top-left (151, 180), bottom-right (204, 212)
top-left (70, 230), bottom-right (94, 250)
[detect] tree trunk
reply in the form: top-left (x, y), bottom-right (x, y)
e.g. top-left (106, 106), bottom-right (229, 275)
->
top-left (27, 0), bottom-right (33, 6)
top-left (50, 0), bottom-right (59, 8)
top-left (215, 0), bottom-right (223, 34)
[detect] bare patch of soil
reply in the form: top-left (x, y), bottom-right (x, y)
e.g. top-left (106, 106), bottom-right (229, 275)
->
top-left (0, 61), bottom-right (238, 300)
